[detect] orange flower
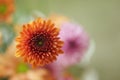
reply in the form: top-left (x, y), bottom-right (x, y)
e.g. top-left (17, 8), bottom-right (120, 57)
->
top-left (0, 0), bottom-right (14, 21)
top-left (15, 18), bottom-right (64, 67)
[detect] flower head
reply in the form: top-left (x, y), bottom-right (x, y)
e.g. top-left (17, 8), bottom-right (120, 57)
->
top-left (0, 0), bottom-right (14, 21)
top-left (57, 22), bottom-right (90, 67)
top-left (15, 18), bottom-right (64, 67)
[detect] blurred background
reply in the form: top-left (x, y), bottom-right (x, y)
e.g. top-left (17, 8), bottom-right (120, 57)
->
top-left (0, 0), bottom-right (120, 80)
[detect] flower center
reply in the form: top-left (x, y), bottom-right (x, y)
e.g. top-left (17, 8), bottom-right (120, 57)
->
top-left (0, 4), bottom-right (7, 14)
top-left (69, 41), bottom-right (76, 48)
top-left (28, 32), bottom-right (53, 53)
top-left (67, 39), bottom-right (81, 53)
top-left (38, 41), bottom-right (43, 46)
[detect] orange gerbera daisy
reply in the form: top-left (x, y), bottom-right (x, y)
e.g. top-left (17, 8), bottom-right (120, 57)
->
top-left (15, 18), bottom-right (64, 67)
top-left (0, 0), bottom-right (14, 21)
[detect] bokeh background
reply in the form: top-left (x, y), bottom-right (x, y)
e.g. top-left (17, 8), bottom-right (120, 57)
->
top-left (1, 0), bottom-right (120, 80)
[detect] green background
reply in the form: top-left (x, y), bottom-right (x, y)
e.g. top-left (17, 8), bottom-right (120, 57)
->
top-left (15, 0), bottom-right (120, 80)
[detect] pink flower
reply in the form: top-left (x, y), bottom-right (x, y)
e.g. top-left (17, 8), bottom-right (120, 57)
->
top-left (57, 22), bottom-right (90, 67)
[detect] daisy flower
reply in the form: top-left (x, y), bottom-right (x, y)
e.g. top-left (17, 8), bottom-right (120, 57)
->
top-left (15, 18), bottom-right (64, 67)
top-left (0, 0), bottom-right (14, 21)
top-left (57, 22), bottom-right (90, 67)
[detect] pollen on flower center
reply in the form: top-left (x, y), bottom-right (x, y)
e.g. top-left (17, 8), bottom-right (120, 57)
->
top-left (0, 4), bottom-right (7, 14)
top-left (38, 41), bottom-right (43, 46)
